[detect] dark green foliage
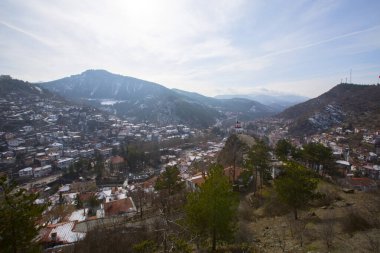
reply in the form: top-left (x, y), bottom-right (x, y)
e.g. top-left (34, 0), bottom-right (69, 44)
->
top-left (0, 176), bottom-right (46, 253)
top-left (155, 166), bottom-right (184, 195)
top-left (132, 240), bottom-right (158, 253)
top-left (86, 195), bottom-right (101, 216)
top-left (155, 166), bottom-right (185, 215)
top-left (217, 134), bottom-right (247, 168)
top-left (185, 164), bottom-right (239, 251)
top-left (246, 139), bottom-right (271, 191)
top-left (274, 162), bottom-right (319, 219)
top-left (75, 194), bottom-right (83, 209)
top-left (301, 142), bottom-right (334, 175)
top-left (275, 139), bottom-right (294, 161)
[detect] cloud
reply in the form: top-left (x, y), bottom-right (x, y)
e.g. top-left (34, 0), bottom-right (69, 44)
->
top-left (0, 0), bottom-right (379, 97)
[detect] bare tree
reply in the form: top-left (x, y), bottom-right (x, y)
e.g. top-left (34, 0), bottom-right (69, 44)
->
top-left (321, 212), bottom-right (335, 250)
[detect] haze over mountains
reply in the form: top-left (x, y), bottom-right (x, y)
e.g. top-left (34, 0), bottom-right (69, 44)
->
top-left (38, 70), bottom-right (280, 127)
top-left (215, 93), bottom-right (309, 111)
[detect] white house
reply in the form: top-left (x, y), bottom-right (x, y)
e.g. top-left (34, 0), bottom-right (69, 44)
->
top-left (33, 165), bottom-right (52, 177)
top-left (57, 158), bottom-right (74, 169)
top-left (19, 167), bottom-right (33, 177)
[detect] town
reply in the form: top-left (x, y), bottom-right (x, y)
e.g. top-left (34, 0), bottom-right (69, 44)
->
top-left (1, 77), bottom-right (380, 252)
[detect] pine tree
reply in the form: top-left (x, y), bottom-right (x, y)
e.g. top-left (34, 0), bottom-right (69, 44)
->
top-left (0, 176), bottom-right (46, 253)
top-left (185, 164), bottom-right (239, 251)
top-left (274, 162), bottom-right (318, 220)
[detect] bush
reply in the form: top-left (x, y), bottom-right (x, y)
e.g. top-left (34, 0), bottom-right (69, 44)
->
top-left (261, 189), bottom-right (291, 217)
top-left (343, 208), bottom-right (372, 234)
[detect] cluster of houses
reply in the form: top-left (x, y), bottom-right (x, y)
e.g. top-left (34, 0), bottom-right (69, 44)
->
top-left (0, 84), bottom-right (201, 184)
top-left (261, 120), bottom-right (380, 191)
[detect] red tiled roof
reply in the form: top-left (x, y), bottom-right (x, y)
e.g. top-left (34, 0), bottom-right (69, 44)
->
top-left (111, 155), bottom-right (124, 165)
top-left (78, 192), bottom-right (95, 202)
top-left (104, 197), bottom-right (135, 217)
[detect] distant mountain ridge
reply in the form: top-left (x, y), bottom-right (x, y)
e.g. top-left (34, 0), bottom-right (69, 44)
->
top-left (38, 70), bottom-right (279, 127)
top-left (215, 92), bottom-right (308, 111)
top-left (278, 83), bottom-right (380, 135)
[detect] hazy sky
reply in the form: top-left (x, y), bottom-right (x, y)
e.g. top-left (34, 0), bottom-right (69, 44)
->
top-left (1, 0), bottom-right (379, 98)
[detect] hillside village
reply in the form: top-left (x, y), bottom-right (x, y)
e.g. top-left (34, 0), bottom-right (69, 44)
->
top-left (1, 78), bottom-right (380, 252)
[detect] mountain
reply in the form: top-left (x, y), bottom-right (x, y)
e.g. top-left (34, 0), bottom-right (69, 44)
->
top-left (215, 92), bottom-right (308, 111)
top-left (278, 83), bottom-right (380, 135)
top-left (39, 70), bottom-right (277, 127)
top-left (172, 89), bottom-right (277, 119)
top-left (0, 75), bottom-right (51, 97)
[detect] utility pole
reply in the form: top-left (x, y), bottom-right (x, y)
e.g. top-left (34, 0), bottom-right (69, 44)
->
top-left (350, 69), bottom-right (352, 84)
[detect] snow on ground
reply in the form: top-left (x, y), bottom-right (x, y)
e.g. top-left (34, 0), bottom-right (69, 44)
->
top-left (69, 208), bottom-right (88, 222)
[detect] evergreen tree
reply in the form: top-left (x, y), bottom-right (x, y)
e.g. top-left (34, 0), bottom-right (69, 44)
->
top-left (155, 166), bottom-right (183, 196)
top-left (302, 142), bottom-right (334, 175)
top-left (185, 164), bottom-right (239, 251)
top-left (274, 162), bottom-right (318, 220)
top-left (154, 166), bottom-right (184, 215)
top-left (0, 176), bottom-right (46, 253)
top-left (247, 139), bottom-right (271, 191)
top-left (275, 139), bottom-right (294, 161)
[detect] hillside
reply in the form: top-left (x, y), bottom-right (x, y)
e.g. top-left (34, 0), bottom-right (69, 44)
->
top-left (38, 70), bottom-right (278, 128)
top-left (0, 75), bottom-right (51, 97)
top-left (0, 76), bottom-right (63, 131)
top-left (215, 93), bottom-right (308, 111)
top-left (278, 83), bottom-right (380, 135)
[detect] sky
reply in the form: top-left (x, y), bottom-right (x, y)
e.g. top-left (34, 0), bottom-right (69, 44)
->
top-left (1, 0), bottom-right (379, 98)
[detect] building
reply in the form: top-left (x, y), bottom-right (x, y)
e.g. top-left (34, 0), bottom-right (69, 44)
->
top-left (57, 158), bottom-right (74, 169)
top-left (375, 136), bottom-right (380, 156)
top-left (19, 167), bottom-right (33, 177)
top-left (33, 165), bottom-right (52, 177)
top-left (99, 197), bottom-right (137, 217)
top-left (110, 155), bottom-right (125, 173)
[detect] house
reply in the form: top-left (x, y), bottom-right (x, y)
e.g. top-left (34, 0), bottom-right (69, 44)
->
top-left (48, 152), bottom-right (61, 161)
top-left (38, 221), bottom-right (86, 247)
top-left (71, 180), bottom-right (97, 192)
top-left (57, 158), bottom-right (74, 169)
top-left (363, 165), bottom-right (380, 180)
top-left (34, 165), bottom-right (52, 177)
top-left (19, 167), bottom-right (33, 177)
top-left (98, 148), bottom-right (112, 157)
top-left (336, 160), bottom-right (351, 175)
top-left (186, 172), bottom-right (207, 191)
top-left (99, 197), bottom-right (137, 218)
top-left (79, 149), bottom-right (94, 158)
top-left (110, 155), bottom-right (125, 173)
top-left (64, 149), bottom-right (79, 158)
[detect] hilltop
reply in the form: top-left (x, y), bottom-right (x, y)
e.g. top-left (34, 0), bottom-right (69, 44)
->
top-left (278, 83), bottom-right (380, 135)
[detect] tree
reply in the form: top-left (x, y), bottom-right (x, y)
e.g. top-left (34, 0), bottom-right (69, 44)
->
top-left (301, 142), bottom-right (334, 175)
top-left (155, 166), bottom-right (184, 215)
top-left (247, 139), bottom-right (271, 192)
top-left (275, 139), bottom-right (294, 161)
top-left (0, 176), bottom-right (46, 253)
top-left (75, 194), bottom-right (83, 209)
top-left (185, 164), bottom-right (239, 251)
top-left (274, 162), bottom-right (318, 220)
top-left (155, 166), bottom-right (183, 196)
